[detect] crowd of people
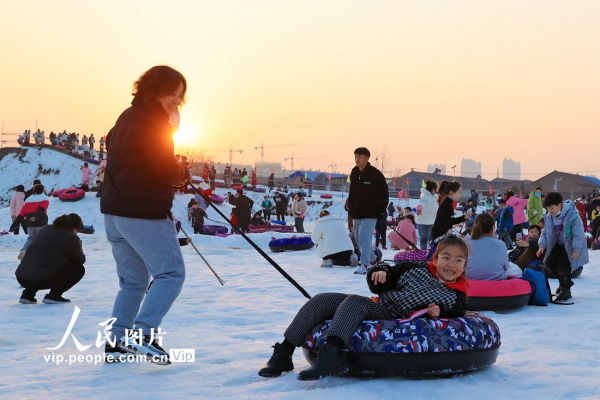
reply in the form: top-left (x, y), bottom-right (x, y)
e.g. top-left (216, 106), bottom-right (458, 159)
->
top-left (5, 65), bottom-right (598, 381)
top-left (17, 129), bottom-right (106, 161)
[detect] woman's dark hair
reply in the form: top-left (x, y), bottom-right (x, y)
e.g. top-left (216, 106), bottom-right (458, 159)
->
top-left (433, 236), bottom-right (469, 260)
top-left (84, 162), bottom-right (88, 167)
top-left (33, 184), bottom-right (44, 195)
top-left (405, 214), bottom-right (416, 225)
top-left (544, 192), bottom-right (563, 207)
top-left (505, 191), bottom-right (515, 200)
top-left (14, 185), bottom-right (25, 192)
top-left (471, 213), bottom-right (495, 240)
top-left (425, 180), bottom-right (438, 193)
top-left (133, 65), bottom-right (187, 105)
top-left (53, 213), bottom-right (83, 231)
top-left (438, 181), bottom-right (461, 203)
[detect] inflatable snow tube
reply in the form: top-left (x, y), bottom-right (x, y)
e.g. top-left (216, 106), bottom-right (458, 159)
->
top-left (232, 185), bottom-right (243, 190)
top-left (253, 187), bottom-right (267, 193)
top-left (393, 249), bottom-right (428, 262)
top-left (320, 194), bottom-right (333, 199)
top-left (58, 188), bottom-right (85, 202)
top-left (249, 224), bottom-right (294, 234)
top-left (303, 312), bottom-right (500, 376)
top-left (201, 225), bottom-right (229, 235)
top-left (51, 189), bottom-right (67, 197)
top-left (269, 236), bottom-right (314, 252)
top-left (466, 279), bottom-right (532, 311)
top-left (208, 194), bottom-right (225, 204)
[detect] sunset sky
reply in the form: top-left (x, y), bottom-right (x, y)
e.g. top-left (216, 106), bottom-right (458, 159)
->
top-left (1, 1), bottom-right (599, 178)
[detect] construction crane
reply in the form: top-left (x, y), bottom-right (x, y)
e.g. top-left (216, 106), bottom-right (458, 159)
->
top-left (253, 143), bottom-right (297, 163)
top-left (198, 145), bottom-right (243, 165)
top-left (283, 153), bottom-right (329, 171)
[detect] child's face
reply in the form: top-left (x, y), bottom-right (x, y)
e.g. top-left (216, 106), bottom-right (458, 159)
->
top-left (498, 203), bottom-right (505, 209)
top-left (546, 203), bottom-right (562, 216)
top-left (434, 246), bottom-right (466, 282)
top-left (528, 228), bottom-right (540, 240)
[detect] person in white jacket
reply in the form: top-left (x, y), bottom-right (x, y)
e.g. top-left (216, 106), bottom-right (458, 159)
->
top-left (415, 181), bottom-right (439, 250)
top-left (311, 210), bottom-right (359, 268)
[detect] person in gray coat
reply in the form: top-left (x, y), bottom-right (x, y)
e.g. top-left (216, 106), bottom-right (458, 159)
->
top-left (537, 192), bottom-right (589, 302)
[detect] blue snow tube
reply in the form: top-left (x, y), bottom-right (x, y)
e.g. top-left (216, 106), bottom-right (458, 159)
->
top-left (303, 312), bottom-right (500, 376)
top-left (269, 236), bottom-right (314, 252)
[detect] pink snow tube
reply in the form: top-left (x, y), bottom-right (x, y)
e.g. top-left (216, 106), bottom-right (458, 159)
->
top-left (393, 249), bottom-right (428, 262)
top-left (209, 194), bottom-right (225, 204)
top-left (467, 279), bottom-right (532, 311)
top-left (58, 188), bottom-right (85, 202)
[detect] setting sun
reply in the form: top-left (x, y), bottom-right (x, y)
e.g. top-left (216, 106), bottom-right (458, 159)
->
top-left (173, 119), bottom-right (200, 147)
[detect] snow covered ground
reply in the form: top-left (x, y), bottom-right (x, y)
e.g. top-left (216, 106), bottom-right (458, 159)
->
top-left (1, 150), bottom-right (599, 399)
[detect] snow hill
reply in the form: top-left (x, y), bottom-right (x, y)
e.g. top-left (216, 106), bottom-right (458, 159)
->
top-left (0, 147), bottom-right (99, 208)
top-left (2, 148), bottom-right (599, 400)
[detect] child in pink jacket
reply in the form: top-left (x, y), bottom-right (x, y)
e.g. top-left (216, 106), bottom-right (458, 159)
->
top-left (10, 185), bottom-right (26, 234)
top-left (505, 191), bottom-right (528, 241)
top-left (388, 215), bottom-right (418, 250)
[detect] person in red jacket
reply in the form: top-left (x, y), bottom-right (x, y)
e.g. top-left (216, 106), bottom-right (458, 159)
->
top-left (17, 184), bottom-right (50, 259)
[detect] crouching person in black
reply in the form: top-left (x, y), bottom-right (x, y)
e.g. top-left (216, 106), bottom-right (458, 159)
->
top-left (258, 236), bottom-right (469, 381)
top-left (15, 214), bottom-right (86, 304)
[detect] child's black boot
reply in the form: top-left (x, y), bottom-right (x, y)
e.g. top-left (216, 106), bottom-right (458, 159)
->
top-left (297, 339), bottom-right (348, 381)
top-left (258, 342), bottom-right (294, 377)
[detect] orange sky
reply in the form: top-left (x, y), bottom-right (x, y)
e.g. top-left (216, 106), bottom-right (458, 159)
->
top-left (1, 1), bottom-right (599, 179)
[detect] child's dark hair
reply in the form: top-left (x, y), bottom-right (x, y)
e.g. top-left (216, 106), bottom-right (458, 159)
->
top-left (14, 185), bottom-right (25, 192)
top-left (498, 199), bottom-right (506, 205)
top-left (471, 213), bottom-right (495, 240)
top-left (404, 207), bottom-right (412, 212)
top-left (433, 236), bottom-right (469, 260)
top-left (505, 190), bottom-right (515, 200)
top-left (53, 213), bottom-right (83, 231)
top-left (425, 180), bottom-right (438, 192)
top-left (438, 181), bottom-right (461, 203)
top-left (528, 224), bottom-right (541, 233)
top-left (33, 184), bottom-right (44, 195)
top-left (405, 214), bottom-right (416, 225)
top-left (543, 192), bottom-right (563, 207)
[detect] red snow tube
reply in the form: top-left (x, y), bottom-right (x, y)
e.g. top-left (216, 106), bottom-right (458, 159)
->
top-left (320, 194), bottom-right (333, 199)
top-left (232, 185), bottom-right (243, 190)
top-left (58, 188), bottom-right (85, 202)
top-left (467, 279), bottom-right (532, 311)
top-left (51, 189), bottom-right (67, 197)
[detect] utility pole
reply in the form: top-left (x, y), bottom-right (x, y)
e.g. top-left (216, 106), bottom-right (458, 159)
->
top-left (451, 165), bottom-right (457, 181)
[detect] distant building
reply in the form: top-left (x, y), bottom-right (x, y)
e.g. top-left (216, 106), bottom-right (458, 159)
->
top-left (286, 170), bottom-right (348, 191)
top-left (503, 158), bottom-right (521, 180)
top-left (531, 171), bottom-right (600, 200)
top-left (460, 158), bottom-right (482, 178)
top-left (427, 163), bottom-right (446, 175)
top-left (254, 162), bottom-right (283, 178)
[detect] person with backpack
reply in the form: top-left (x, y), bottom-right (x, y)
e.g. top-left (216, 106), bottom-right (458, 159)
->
top-left (388, 214), bottom-right (417, 250)
top-left (415, 180), bottom-right (439, 250)
top-left (15, 214), bottom-right (86, 304)
top-left (261, 195), bottom-right (273, 221)
top-left (537, 192), bottom-right (589, 302)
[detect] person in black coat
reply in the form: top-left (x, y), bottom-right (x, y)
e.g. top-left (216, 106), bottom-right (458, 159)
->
top-left (431, 181), bottom-right (473, 241)
top-left (268, 173), bottom-right (275, 191)
top-left (24, 179), bottom-right (42, 200)
top-left (347, 147), bottom-right (389, 273)
top-left (234, 189), bottom-right (254, 233)
top-left (16, 214), bottom-right (86, 304)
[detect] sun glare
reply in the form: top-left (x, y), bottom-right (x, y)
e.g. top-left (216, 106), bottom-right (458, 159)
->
top-left (173, 120), bottom-right (199, 147)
